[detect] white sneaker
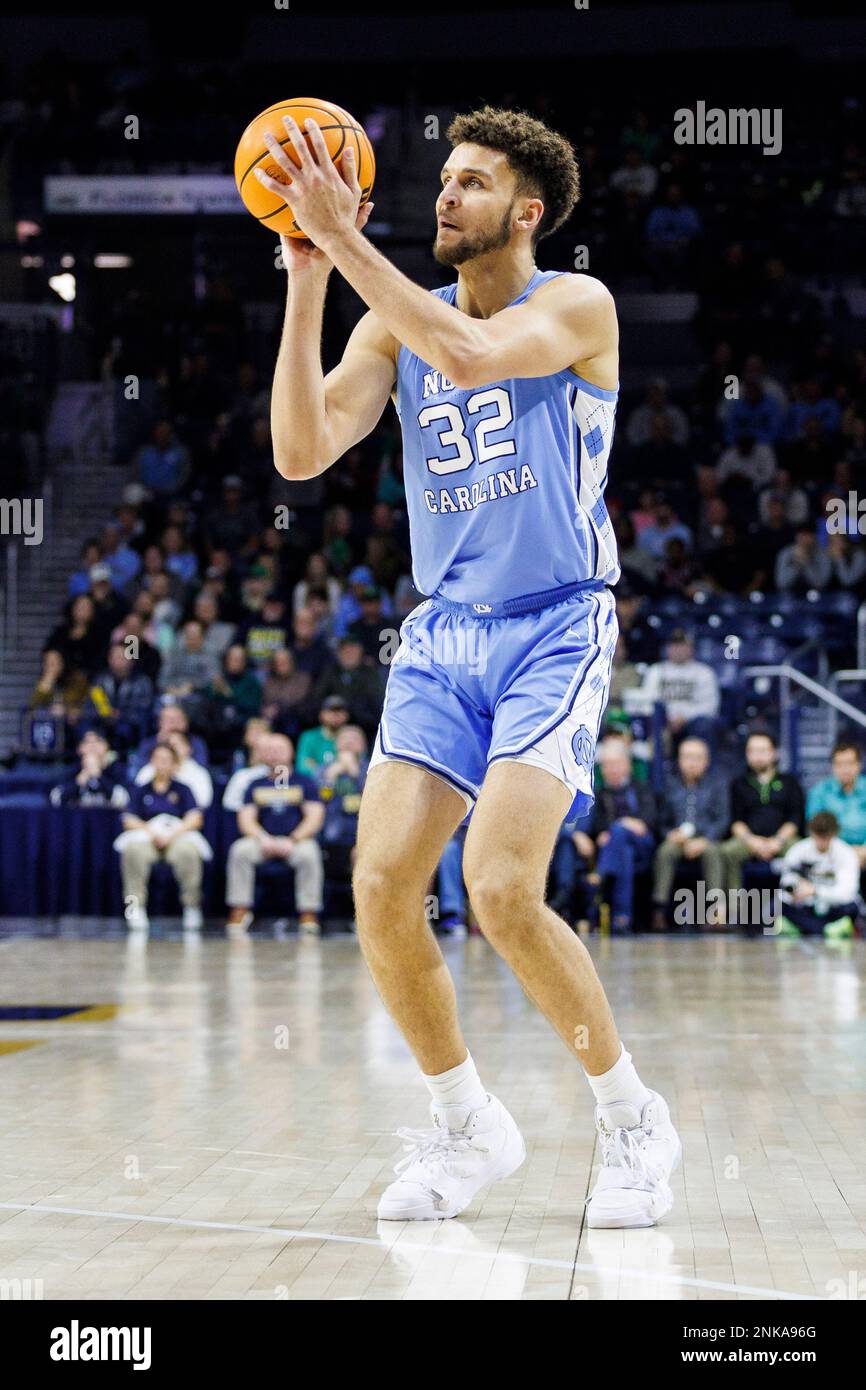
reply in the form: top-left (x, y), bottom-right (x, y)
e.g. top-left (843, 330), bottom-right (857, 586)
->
top-left (182, 906), bottom-right (203, 931)
top-left (586, 1090), bottom-right (681, 1228)
top-left (126, 906), bottom-right (149, 931)
top-left (377, 1093), bottom-right (526, 1221)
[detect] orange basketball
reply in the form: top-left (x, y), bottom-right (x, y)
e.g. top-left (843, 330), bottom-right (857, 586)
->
top-left (234, 97), bottom-right (376, 238)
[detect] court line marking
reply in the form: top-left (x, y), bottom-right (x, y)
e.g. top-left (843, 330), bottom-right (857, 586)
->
top-left (0, 1201), bottom-right (819, 1300)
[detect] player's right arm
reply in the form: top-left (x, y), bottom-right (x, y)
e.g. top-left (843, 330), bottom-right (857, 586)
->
top-left (271, 236), bottom-right (397, 481)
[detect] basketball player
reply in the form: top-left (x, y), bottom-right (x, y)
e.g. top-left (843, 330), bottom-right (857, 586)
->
top-left (257, 107), bottom-right (681, 1227)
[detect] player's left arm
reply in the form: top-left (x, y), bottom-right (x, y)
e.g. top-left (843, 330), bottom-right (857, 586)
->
top-left (258, 117), bottom-right (616, 389)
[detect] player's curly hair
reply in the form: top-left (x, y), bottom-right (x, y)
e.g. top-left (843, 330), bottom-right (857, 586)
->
top-left (446, 105), bottom-right (580, 244)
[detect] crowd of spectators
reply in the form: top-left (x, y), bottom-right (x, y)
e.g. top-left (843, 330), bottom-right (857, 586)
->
top-left (543, 733), bottom-right (866, 937)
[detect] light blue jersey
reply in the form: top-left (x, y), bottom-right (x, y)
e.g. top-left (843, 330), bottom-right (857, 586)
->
top-left (371, 267), bottom-right (620, 815)
top-left (395, 268), bottom-right (620, 607)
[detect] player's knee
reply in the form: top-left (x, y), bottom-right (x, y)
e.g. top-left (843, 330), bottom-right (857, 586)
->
top-left (465, 863), bottom-right (540, 936)
top-left (352, 854), bottom-right (422, 921)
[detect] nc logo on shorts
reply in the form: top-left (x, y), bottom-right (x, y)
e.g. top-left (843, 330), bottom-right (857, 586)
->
top-left (571, 724), bottom-right (595, 771)
top-left (472, 603), bottom-right (493, 613)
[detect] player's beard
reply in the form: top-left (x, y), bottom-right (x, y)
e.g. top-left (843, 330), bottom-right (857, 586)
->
top-left (432, 204), bottom-right (514, 267)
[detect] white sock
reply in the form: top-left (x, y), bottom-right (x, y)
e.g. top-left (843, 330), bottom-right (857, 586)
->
top-left (423, 1051), bottom-right (487, 1115)
top-left (586, 1043), bottom-right (652, 1112)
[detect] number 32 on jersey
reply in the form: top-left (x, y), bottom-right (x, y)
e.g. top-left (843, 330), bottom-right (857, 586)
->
top-left (418, 387), bottom-right (516, 476)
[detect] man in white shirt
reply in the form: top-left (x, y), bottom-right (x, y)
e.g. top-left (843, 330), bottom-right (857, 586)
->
top-left (222, 717), bottom-right (272, 812)
top-left (716, 433), bottom-right (777, 491)
top-left (776, 812), bottom-right (861, 939)
top-left (609, 147), bottom-right (659, 203)
top-left (639, 629), bottom-right (720, 747)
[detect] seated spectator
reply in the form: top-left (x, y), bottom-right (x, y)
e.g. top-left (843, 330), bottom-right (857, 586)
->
top-left (614, 585), bottom-right (660, 664)
top-left (290, 606), bottom-right (334, 683)
top-left (321, 503), bottom-right (355, 578)
top-left (774, 527), bottom-right (832, 594)
top-left (758, 469), bottom-right (808, 528)
top-left (117, 742), bottom-right (207, 931)
top-left (699, 523), bottom-right (762, 595)
top-left (716, 433), bottom-right (777, 492)
top-left (298, 583), bottom-right (336, 646)
top-left (652, 737), bottom-right (730, 927)
top-left (45, 594), bottom-right (104, 683)
top-left (639, 629), bottom-right (721, 746)
top-left (333, 565), bottom-right (394, 639)
top-left (724, 378), bottom-right (785, 447)
top-left (619, 110), bottom-right (661, 163)
top-left (721, 732), bottom-right (804, 893)
top-left (548, 815), bottom-right (596, 925)
top-left (204, 474), bottom-right (262, 558)
top-left (261, 648), bottom-right (312, 734)
top-left (83, 641), bottom-right (155, 750)
top-left (608, 633), bottom-right (642, 707)
top-left (192, 592), bottom-right (236, 658)
top-left (786, 377), bottom-right (842, 442)
top-left (50, 730), bottom-right (128, 807)
top-left (68, 539), bottom-right (102, 598)
top-left (582, 740), bottom-right (658, 934)
top-left (292, 552), bottom-right (341, 617)
top-left (88, 565), bottom-right (127, 644)
top-left (645, 183), bottom-right (701, 285)
top-left (347, 585), bottom-right (389, 663)
top-left (776, 812), bottom-right (861, 939)
top-left (197, 559), bottom-right (241, 626)
top-left (208, 642), bottom-right (262, 721)
top-left (139, 544), bottom-right (183, 602)
top-left (133, 418), bottom-right (191, 497)
top-left (110, 612), bottom-right (162, 684)
top-left (30, 648), bottom-right (88, 721)
top-left (751, 493), bottom-right (794, 568)
top-left (614, 517), bottom-right (658, 593)
top-left (826, 534), bottom-right (866, 594)
top-left (159, 620), bottom-right (219, 704)
top-left (161, 524), bottom-right (198, 589)
top-left (239, 593), bottom-right (291, 667)
top-left (658, 536), bottom-right (701, 595)
top-left (625, 379), bottom-right (689, 450)
top-left (334, 564), bottom-right (374, 638)
top-left (598, 718), bottom-right (651, 783)
top-left (135, 728), bottom-right (213, 809)
top-left (142, 570), bottom-right (183, 637)
top-left (629, 488), bottom-right (658, 537)
top-left (136, 704), bottom-right (208, 770)
top-left (635, 500), bottom-right (693, 561)
top-left (225, 733), bottom-right (325, 934)
top-left (114, 492), bottom-right (146, 549)
top-left (319, 725), bottom-right (369, 894)
top-left (806, 742), bottom-right (866, 869)
top-left (297, 695), bottom-right (350, 780)
top-left (311, 637), bottom-right (385, 738)
top-left (364, 502), bottom-right (410, 576)
top-left (609, 144), bottom-right (658, 203)
top-left (223, 717), bottom-right (272, 811)
top-left (100, 520), bottom-right (141, 593)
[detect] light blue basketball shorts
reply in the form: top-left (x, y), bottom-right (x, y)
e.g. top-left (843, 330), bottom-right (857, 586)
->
top-left (369, 581), bottom-right (618, 816)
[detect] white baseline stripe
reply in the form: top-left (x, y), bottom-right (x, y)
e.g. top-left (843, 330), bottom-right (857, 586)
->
top-left (0, 1201), bottom-right (818, 1300)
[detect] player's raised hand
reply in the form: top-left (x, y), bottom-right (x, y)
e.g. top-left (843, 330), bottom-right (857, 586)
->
top-left (278, 197), bottom-right (374, 275)
top-left (256, 115), bottom-right (367, 249)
